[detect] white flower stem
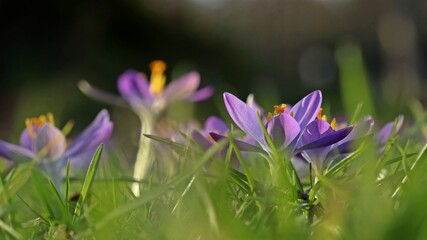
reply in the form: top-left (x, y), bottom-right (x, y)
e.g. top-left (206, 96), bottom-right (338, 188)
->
top-left (132, 114), bottom-right (155, 197)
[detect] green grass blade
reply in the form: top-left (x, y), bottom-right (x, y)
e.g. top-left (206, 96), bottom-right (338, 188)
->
top-left (65, 160), bottom-right (71, 216)
top-left (336, 41), bottom-right (375, 119)
top-left (73, 144), bottom-right (103, 222)
top-left (75, 139), bottom-right (228, 237)
top-left (143, 134), bottom-right (187, 153)
top-left (0, 218), bottom-right (21, 239)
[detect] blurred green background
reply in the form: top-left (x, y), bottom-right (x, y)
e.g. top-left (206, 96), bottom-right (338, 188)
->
top-left (0, 0), bottom-right (425, 138)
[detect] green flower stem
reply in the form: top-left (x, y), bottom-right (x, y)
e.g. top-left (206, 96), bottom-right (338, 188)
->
top-left (132, 113), bottom-right (155, 197)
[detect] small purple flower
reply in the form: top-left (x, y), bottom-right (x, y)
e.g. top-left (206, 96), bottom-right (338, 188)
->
top-left (80, 60), bottom-right (214, 115)
top-left (191, 116), bottom-right (229, 150)
top-left (191, 116), bottom-right (262, 153)
top-left (212, 91), bottom-right (352, 158)
top-left (0, 110), bottom-right (113, 187)
top-left (293, 116), bottom-right (376, 176)
top-left (299, 118), bottom-right (371, 172)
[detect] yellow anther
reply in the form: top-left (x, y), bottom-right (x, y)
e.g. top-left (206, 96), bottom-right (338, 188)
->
top-left (25, 118), bottom-right (36, 138)
top-left (267, 112), bottom-right (273, 121)
top-left (273, 104), bottom-right (287, 115)
top-left (149, 60), bottom-right (167, 95)
top-left (322, 115), bottom-right (327, 121)
top-left (46, 112), bottom-right (55, 125)
top-left (24, 113), bottom-right (56, 138)
top-left (331, 118), bottom-right (337, 130)
top-left (37, 115), bottom-right (46, 125)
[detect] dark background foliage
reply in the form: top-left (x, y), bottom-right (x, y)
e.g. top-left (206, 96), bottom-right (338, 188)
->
top-left (1, 0), bottom-right (426, 136)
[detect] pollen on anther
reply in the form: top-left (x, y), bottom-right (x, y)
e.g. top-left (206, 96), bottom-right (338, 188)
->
top-left (331, 118), bottom-right (337, 130)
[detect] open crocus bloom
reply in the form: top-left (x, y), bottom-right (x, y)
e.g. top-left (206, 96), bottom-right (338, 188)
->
top-left (211, 91), bottom-right (352, 158)
top-left (80, 60), bottom-right (214, 115)
top-left (0, 110), bottom-right (113, 187)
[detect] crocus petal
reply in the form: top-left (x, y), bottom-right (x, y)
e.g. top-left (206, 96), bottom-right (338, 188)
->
top-left (223, 92), bottom-right (267, 147)
top-left (266, 114), bottom-right (300, 149)
top-left (298, 126), bottom-right (353, 151)
top-left (377, 115), bottom-right (404, 146)
top-left (301, 146), bottom-right (332, 170)
top-left (334, 116), bottom-right (374, 153)
top-left (187, 86), bottom-right (214, 102)
top-left (191, 130), bottom-right (213, 150)
top-left (209, 132), bottom-right (264, 153)
top-left (32, 124), bottom-right (66, 160)
top-left (299, 120), bottom-right (333, 146)
top-left (290, 90), bottom-right (322, 130)
top-left (203, 116), bottom-right (229, 135)
top-left (19, 129), bottom-right (33, 150)
top-left (78, 80), bottom-right (128, 107)
top-left (0, 140), bottom-right (35, 162)
top-left (64, 110), bottom-right (114, 158)
top-left (117, 70), bottom-right (152, 104)
top-left (69, 148), bottom-right (105, 169)
top-left (163, 72), bottom-right (200, 102)
top-left (342, 116), bottom-right (374, 142)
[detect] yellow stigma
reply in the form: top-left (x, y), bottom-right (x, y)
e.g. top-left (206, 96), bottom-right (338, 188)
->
top-left (149, 60), bottom-right (167, 95)
top-left (25, 113), bottom-right (55, 138)
top-left (330, 118), bottom-right (337, 130)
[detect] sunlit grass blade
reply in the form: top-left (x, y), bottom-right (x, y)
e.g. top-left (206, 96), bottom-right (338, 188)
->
top-left (0, 218), bottom-right (21, 240)
top-left (228, 168), bottom-right (251, 194)
top-left (384, 153), bottom-right (417, 166)
top-left (65, 160), bottom-right (71, 216)
top-left (17, 195), bottom-right (49, 225)
top-left (47, 179), bottom-right (67, 213)
top-left (73, 144), bottom-right (103, 222)
top-left (75, 139), bottom-right (228, 237)
top-left (392, 143), bottom-right (427, 198)
top-left (143, 134), bottom-right (187, 153)
top-left (229, 125), bottom-right (255, 193)
top-left (0, 163), bottom-right (35, 205)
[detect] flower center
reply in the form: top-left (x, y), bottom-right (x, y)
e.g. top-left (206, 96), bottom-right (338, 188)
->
top-left (206, 130), bottom-right (220, 143)
top-left (267, 104), bottom-right (287, 121)
top-left (149, 60), bottom-right (167, 95)
top-left (317, 108), bottom-right (337, 130)
top-left (25, 113), bottom-right (55, 138)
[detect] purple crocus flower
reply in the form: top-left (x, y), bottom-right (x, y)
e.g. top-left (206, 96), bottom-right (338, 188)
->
top-left (0, 110), bottom-right (113, 187)
top-left (80, 60), bottom-right (214, 115)
top-left (191, 116), bottom-right (230, 150)
top-left (294, 115), bottom-right (404, 177)
top-left (295, 117), bottom-right (373, 174)
top-left (79, 60), bottom-right (214, 197)
top-left (212, 91), bottom-right (352, 158)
